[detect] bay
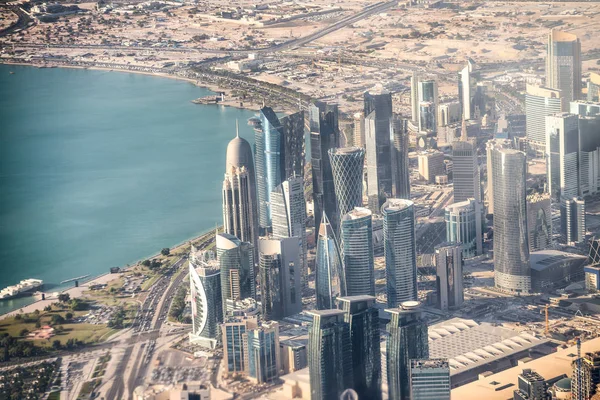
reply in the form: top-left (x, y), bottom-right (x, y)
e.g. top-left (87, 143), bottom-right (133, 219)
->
top-left (0, 64), bottom-right (257, 314)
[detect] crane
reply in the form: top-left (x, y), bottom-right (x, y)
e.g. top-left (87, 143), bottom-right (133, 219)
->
top-left (545, 304), bottom-right (549, 336)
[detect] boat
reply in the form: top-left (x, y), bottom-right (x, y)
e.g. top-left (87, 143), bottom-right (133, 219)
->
top-left (9, 71), bottom-right (14, 74)
top-left (0, 279), bottom-right (44, 300)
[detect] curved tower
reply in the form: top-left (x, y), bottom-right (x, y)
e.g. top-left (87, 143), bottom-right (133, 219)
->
top-left (315, 213), bottom-right (345, 310)
top-left (491, 148), bottom-right (530, 293)
top-left (341, 207), bottom-right (375, 297)
top-left (329, 147), bottom-right (365, 225)
top-left (382, 199), bottom-right (417, 307)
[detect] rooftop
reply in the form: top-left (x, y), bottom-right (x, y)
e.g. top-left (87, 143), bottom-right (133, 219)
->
top-left (529, 250), bottom-right (588, 272)
top-left (343, 207), bottom-right (372, 220)
top-left (382, 198), bottom-right (414, 212)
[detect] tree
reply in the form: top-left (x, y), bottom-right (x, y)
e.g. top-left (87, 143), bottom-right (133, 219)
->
top-left (65, 312), bottom-right (73, 320)
top-left (19, 329), bottom-right (29, 337)
top-left (69, 298), bottom-right (86, 311)
top-left (35, 320), bottom-right (41, 329)
top-left (44, 305), bottom-right (52, 312)
top-left (142, 259), bottom-right (151, 267)
top-left (161, 248), bottom-right (170, 256)
top-left (58, 293), bottom-right (70, 303)
top-left (51, 315), bottom-right (65, 325)
top-left (52, 340), bottom-right (61, 350)
top-left (14, 314), bottom-right (22, 321)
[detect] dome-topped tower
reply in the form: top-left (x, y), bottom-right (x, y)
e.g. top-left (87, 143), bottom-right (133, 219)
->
top-left (226, 120), bottom-right (254, 174)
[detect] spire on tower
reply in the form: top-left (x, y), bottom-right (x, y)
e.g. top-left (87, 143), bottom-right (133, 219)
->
top-left (460, 117), bottom-right (468, 141)
top-left (235, 119), bottom-right (239, 138)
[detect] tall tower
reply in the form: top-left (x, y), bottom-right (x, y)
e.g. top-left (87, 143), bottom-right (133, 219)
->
top-left (223, 123), bottom-right (259, 256)
top-left (308, 309), bottom-right (353, 400)
top-left (341, 207), bottom-right (375, 297)
top-left (458, 60), bottom-right (477, 120)
top-left (247, 321), bottom-right (280, 383)
top-left (255, 106), bottom-right (284, 232)
top-left (270, 177), bottom-right (307, 286)
top-left (485, 139), bottom-right (513, 214)
top-left (434, 242), bottom-right (464, 310)
top-left (309, 101), bottom-right (340, 238)
top-left (329, 147), bottom-right (366, 226)
top-left (411, 71), bottom-right (419, 123)
top-left (216, 233), bottom-right (255, 315)
top-left (577, 114), bottom-right (600, 197)
top-left (189, 246), bottom-right (222, 349)
top-left (561, 196), bottom-right (586, 245)
top-left (315, 213), bottom-right (345, 310)
top-left (417, 79), bottom-right (438, 133)
top-left (392, 116), bottom-right (410, 199)
top-left (364, 89), bottom-right (393, 212)
top-left (527, 193), bottom-right (553, 252)
top-left (386, 301), bottom-right (429, 400)
top-left (491, 148), bottom-right (531, 294)
top-left (545, 113), bottom-right (580, 200)
top-left (258, 237), bottom-right (302, 320)
top-left (382, 199), bottom-right (418, 307)
top-left (546, 30), bottom-right (582, 103)
top-left (445, 198), bottom-right (483, 258)
top-left (452, 134), bottom-right (481, 203)
top-left (410, 359), bottom-right (451, 400)
top-left (588, 72), bottom-right (600, 102)
top-left (525, 84), bottom-right (564, 153)
top-left (338, 296), bottom-right (382, 400)
top-left (280, 110), bottom-right (305, 180)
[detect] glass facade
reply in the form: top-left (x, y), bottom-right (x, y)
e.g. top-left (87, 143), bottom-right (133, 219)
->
top-left (329, 147), bottom-right (365, 226)
top-left (434, 243), bottom-right (464, 311)
top-left (452, 140), bottom-right (481, 203)
top-left (338, 296), bottom-right (382, 400)
top-left (216, 233), bottom-right (255, 316)
top-left (308, 310), bottom-right (353, 400)
top-left (316, 214), bottom-right (345, 310)
top-left (247, 322), bottom-right (280, 383)
top-left (189, 248), bottom-right (222, 348)
top-left (527, 193), bottom-right (552, 252)
top-left (546, 30), bottom-right (582, 104)
top-left (280, 111), bottom-right (305, 180)
top-left (445, 198), bottom-right (483, 258)
top-left (341, 208), bottom-right (375, 297)
top-left (383, 199), bottom-right (417, 307)
top-left (392, 117), bottom-right (410, 199)
top-left (545, 113), bottom-right (579, 200)
top-left (224, 323), bottom-right (248, 373)
top-left (525, 85), bottom-right (563, 148)
top-left (410, 359), bottom-right (451, 400)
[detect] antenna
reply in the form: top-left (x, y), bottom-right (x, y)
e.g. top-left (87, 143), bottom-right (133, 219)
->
top-left (235, 119), bottom-right (239, 138)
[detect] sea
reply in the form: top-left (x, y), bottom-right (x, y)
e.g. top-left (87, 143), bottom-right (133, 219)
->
top-left (0, 64), bottom-right (260, 314)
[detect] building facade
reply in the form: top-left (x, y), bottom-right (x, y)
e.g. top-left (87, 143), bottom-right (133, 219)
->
top-left (546, 113), bottom-right (580, 200)
top-left (527, 193), bottom-right (553, 252)
top-left (315, 213), bottom-right (345, 310)
top-left (382, 199), bottom-right (418, 307)
top-left (525, 85), bottom-right (563, 151)
top-left (546, 30), bottom-right (582, 104)
top-left (452, 139), bottom-right (481, 203)
top-left (485, 139), bottom-right (513, 214)
top-left (216, 233), bottom-right (255, 316)
top-left (341, 207), bottom-right (375, 297)
top-left (445, 198), bottom-right (483, 258)
top-left (435, 242), bottom-right (464, 310)
top-left (561, 196), bottom-right (586, 245)
top-left (280, 110), bottom-right (305, 180)
top-left (392, 116), bottom-right (411, 200)
top-left (329, 147), bottom-right (366, 226)
top-left (247, 321), bottom-right (280, 383)
top-left (410, 359), bottom-right (451, 400)
top-left (418, 150), bottom-right (445, 183)
top-left (578, 115), bottom-right (600, 198)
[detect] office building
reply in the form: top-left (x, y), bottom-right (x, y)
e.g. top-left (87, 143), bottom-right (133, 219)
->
top-left (458, 60), bottom-right (479, 120)
top-left (280, 338), bottom-right (307, 374)
top-left (189, 247), bottom-right (222, 349)
top-left (216, 233), bottom-right (255, 315)
top-left (546, 29), bottom-right (582, 103)
top-left (418, 150), bottom-right (445, 184)
top-left (309, 101), bottom-right (340, 238)
top-left (418, 79), bottom-right (438, 133)
top-left (590, 237), bottom-right (600, 264)
top-left (513, 369), bottom-right (546, 400)
top-left (329, 147), bottom-right (366, 222)
top-left (315, 213), bottom-right (345, 310)
top-left (561, 196), bottom-right (586, 245)
top-left (247, 321), bottom-right (280, 383)
top-left (485, 139), bottom-right (513, 214)
top-left (452, 132), bottom-right (481, 203)
top-left (258, 237), bottom-right (302, 321)
top-left (527, 193), bottom-right (553, 252)
top-left (570, 100), bottom-right (600, 117)
top-left (546, 113), bottom-right (579, 200)
top-left (352, 112), bottom-right (365, 148)
top-left (341, 207), bottom-right (375, 297)
top-left (280, 110), bottom-right (305, 180)
top-left (439, 102), bottom-right (461, 127)
top-left (222, 315), bottom-right (257, 374)
top-left (307, 309), bottom-right (353, 400)
top-left (445, 198), bottom-right (483, 258)
top-left (386, 301), bottom-right (429, 400)
top-left (222, 124), bottom-right (259, 255)
top-left (410, 359), bottom-right (451, 400)
top-left (588, 72), bottom-right (600, 102)
top-left (491, 148), bottom-right (531, 294)
top-left (271, 177), bottom-right (307, 286)
top-left (411, 71), bottom-right (420, 122)
top-left (382, 199), bottom-right (418, 307)
top-left (435, 242), bottom-right (464, 310)
top-left (338, 296), bottom-right (382, 400)
top-left (525, 85), bottom-right (563, 151)
top-left (392, 116), bottom-right (411, 199)
top-left (364, 89), bottom-right (393, 211)
top-left (578, 115), bottom-right (600, 197)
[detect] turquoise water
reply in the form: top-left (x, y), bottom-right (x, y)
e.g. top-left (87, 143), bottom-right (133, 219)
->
top-left (0, 64), bottom-right (258, 314)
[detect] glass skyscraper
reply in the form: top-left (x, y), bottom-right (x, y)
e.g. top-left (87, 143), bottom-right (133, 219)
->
top-left (247, 321), bottom-right (280, 383)
top-left (452, 138), bottom-right (481, 204)
top-left (386, 302), bottom-right (429, 400)
top-left (410, 359), bottom-right (451, 400)
top-left (525, 85), bottom-right (563, 152)
top-left (310, 101), bottom-right (340, 239)
top-left (329, 147), bottom-right (365, 227)
top-left (308, 309), bottom-right (353, 400)
top-left (546, 30), bottom-right (582, 103)
top-left (434, 242), bottom-right (464, 311)
top-left (216, 233), bottom-right (255, 316)
top-left (315, 213), bottom-right (345, 310)
top-left (527, 193), bottom-right (552, 252)
top-left (491, 148), bottom-right (531, 293)
top-left (392, 116), bottom-right (410, 200)
top-left (341, 207), bottom-right (375, 297)
top-left (382, 199), bottom-right (418, 307)
top-left (338, 296), bottom-right (382, 400)
top-left (445, 198), bottom-right (483, 258)
top-left (280, 110), bottom-right (305, 180)
top-left (546, 113), bottom-right (579, 200)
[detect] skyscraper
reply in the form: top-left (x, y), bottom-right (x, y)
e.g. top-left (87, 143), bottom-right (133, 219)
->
top-left (280, 110), bottom-right (305, 180)
top-left (247, 321), bottom-right (280, 383)
top-left (352, 112), bottom-right (365, 148)
top-left (258, 237), bottom-right (302, 320)
top-left (527, 193), bottom-right (553, 252)
top-left (315, 213), bottom-right (345, 310)
top-left (452, 132), bottom-right (481, 203)
top-left (392, 116), bottom-right (410, 199)
top-left (310, 101), bottom-right (340, 238)
top-left (338, 296), bottom-right (382, 400)
top-left (417, 79), bottom-right (438, 133)
top-left (308, 309), bottom-right (353, 400)
top-left (341, 207), bottom-right (375, 297)
top-left (588, 72), bottom-right (600, 102)
top-left (491, 148), bottom-right (531, 294)
top-left (434, 242), bottom-right (464, 310)
top-left (189, 246), bottom-right (222, 349)
top-left (546, 29), bottom-right (582, 103)
top-left (411, 71), bottom-right (419, 123)
top-left (485, 139), bottom-right (513, 214)
top-left (577, 114), bottom-right (600, 197)
top-left (329, 147), bottom-right (365, 224)
top-left (364, 89), bottom-right (393, 212)
top-left (255, 106), bottom-right (283, 231)
top-left (270, 177), bottom-right (307, 286)
top-left (458, 60), bottom-right (478, 120)
top-left (445, 198), bottom-right (483, 258)
top-left (410, 359), bottom-right (451, 400)
top-left (382, 199), bottom-right (417, 307)
top-left (216, 233), bottom-right (255, 315)
top-left (514, 369), bottom-right (546, 400)
top-left (561, 196), bottom-right (586, 245)
top-left (222, 314), bottom-right (257, 374)
top-left (222, 124), bottom-right (259, 255)
top-left (525, 84), bottom-right (563, 152)
top-left (417, 150), bottom-right (445, 184)
top-left (546, 113), bottom-right (579, 200)
top-left (386, 301), bottom-right (429, 400)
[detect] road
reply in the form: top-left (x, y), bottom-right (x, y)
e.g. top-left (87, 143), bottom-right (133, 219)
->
top-left (0, 6), bottom-right (33, 37)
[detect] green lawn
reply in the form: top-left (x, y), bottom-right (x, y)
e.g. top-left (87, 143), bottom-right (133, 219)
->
top-left (47, 391), bottom-right (61, 400)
